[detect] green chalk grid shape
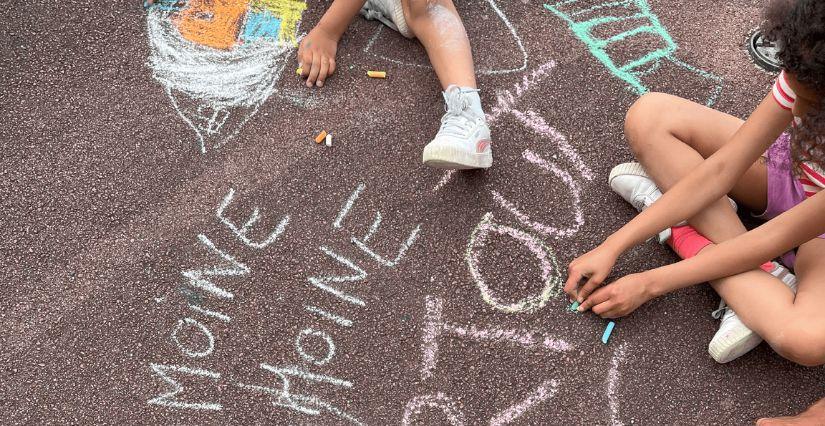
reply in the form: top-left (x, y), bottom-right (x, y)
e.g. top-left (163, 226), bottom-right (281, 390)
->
top-left (544, 0), bottom-right (723, 106)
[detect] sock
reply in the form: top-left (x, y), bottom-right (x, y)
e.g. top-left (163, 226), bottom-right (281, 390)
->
top-left (667, 225), bottom-right (712, 260)
top-left (459, 87), bottom-right (485, 118)
top-left (667, 225), bottom-right (775, 273)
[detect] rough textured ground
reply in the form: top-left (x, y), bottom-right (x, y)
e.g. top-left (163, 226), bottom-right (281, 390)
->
top-left (2, 0), bottom-right (823, 424)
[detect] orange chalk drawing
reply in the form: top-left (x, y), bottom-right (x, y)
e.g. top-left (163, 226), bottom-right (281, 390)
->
top-left (174, 0), bottom-right (252, 50)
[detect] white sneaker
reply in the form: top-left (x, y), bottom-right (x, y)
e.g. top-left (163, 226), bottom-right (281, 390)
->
top-left (422, 86), bottom-right (493, 170)
top-left (609, 162), bottom-right (664, 212)
top-left (608, 162), bottom-right (673, 243)
top-left (608, 162), bottom-right (738, 243)
top-left (708, 262), bottom-right (798, 363)
top-left (360, 0), bottom-right (413, 38)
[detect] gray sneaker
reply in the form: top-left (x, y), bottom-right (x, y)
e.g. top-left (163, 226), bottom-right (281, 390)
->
top-left (422, 86), bottom-right (493, 170)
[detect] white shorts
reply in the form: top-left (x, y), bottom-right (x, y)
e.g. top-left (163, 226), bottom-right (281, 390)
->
top-left (360, 0), bottom-right (415, 39)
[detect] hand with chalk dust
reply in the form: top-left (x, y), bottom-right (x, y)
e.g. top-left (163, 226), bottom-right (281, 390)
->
top-left (565, 244), bottom-right (619, 304)
top-left (298, 27), bottom-right (338, 87)
top-left (579, 273), bottom-right (656, 319)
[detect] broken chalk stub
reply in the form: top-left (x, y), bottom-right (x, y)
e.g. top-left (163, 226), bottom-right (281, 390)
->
top-left (325, 133), bottom-right (332, 147)
top-left (296, 67), bottom-right (303, 75)
top-left (367, 70), bottom-right (387, 79)
top-left (602, 321), bottom-right (616, 344)
top-left (314, 130), bottom-right (327, 144)
top-left (569, 301), bottom-right (580, 312)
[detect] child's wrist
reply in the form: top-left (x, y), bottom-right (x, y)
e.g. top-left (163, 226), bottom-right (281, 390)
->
top-left (314, 20), bottom-right (345, 41)
top-left (644, 269), bottom-right (666, 298)
top-left (602, 233), bottom-right (629, 258)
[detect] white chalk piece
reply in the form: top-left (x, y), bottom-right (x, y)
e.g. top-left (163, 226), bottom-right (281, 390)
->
top-left (325, 133), bottom-right (332, 147)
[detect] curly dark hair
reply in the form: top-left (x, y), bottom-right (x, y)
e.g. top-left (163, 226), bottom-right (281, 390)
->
top-left (763, 0), bottom-right (825, 170)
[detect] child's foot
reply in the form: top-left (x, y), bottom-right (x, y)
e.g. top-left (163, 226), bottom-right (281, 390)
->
top-left (360, 0), bottom-right (413, 38)
top-left (708, 262), bottom-right (798, 363)
top-left (422, 86), bottom-right (493, 170)
top-left (608, 162), bottom-right (672, 242)
top-left (609, 162), bottom-right (664, 211)
top-left (757, 397), bottom-right (825, 426)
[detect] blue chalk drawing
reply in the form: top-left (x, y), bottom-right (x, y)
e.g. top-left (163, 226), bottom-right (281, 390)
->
top-left (544, 0), bottom-right (723, 106)
top-left (240, 10), bottom-right (282, 42)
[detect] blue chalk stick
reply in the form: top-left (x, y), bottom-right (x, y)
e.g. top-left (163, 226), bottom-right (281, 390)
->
top-left (569, 301), bottom-right (580, 312)
top-left (602, 321), bottom-right (616, 344)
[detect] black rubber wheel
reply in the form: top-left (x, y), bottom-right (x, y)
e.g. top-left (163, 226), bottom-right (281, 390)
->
top-left (747, 29), bottom-right (782, 73)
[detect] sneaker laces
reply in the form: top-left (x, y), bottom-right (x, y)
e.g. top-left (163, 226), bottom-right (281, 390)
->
top-left (711, 299), bottom-right (728, 320)
top-left (438, 87), bottom-right (478, 139)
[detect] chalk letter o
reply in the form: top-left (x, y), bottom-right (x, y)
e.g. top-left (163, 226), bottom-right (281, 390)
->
top-left (170, 317), bottom-right (215, 358)
top-left (466, 212), bottom-right (562, 314)
top-left (295, 328), bottom-right (335, 366)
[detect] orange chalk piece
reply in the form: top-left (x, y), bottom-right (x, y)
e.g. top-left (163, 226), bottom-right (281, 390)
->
top-left (367, 70), bottom-right (387, 79)
top-left (314, 130), bottom-right (328, 144)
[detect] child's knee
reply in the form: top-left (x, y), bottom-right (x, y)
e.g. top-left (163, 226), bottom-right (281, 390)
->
top-left (770, 321), bottom-right (825, 367)
top-left (403, 0), bottom-right (448, 24)
top-left (624, 93), bottom-right (672, 155)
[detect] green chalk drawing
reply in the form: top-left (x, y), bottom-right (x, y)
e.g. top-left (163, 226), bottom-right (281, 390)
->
top-left (544, 0), bottom-right (723, 106)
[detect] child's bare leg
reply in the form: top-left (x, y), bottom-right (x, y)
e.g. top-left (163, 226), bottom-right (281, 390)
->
top-left (400, 0), bottom-right (477, 89)
top-left (624, 93), bottom-right (825, 366)
top-left (624, 92), bottom-right (768, 239)
top-left (757, 396), bottom-right (825, 425)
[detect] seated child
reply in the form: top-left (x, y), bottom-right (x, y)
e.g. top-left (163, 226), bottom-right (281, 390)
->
top-left (566, 0), bottom-right (825, 369)
top-left (297, 0), bottom-right (493, 170)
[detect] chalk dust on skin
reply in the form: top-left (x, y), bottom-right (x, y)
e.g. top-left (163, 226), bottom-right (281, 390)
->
top-left (363, 0), bottom-right (527, 75)
top-left (425, 2), bottom-right (468, 53)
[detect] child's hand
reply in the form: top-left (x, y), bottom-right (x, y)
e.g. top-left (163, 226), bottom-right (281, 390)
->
top-left (577, 273), bottom-right (655, 318)
top-left (565, 244), bottom-right (620, 303)
top-left (298, 27), bottom-right (339, 88)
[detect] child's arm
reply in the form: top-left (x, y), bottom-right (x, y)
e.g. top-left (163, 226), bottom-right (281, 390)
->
top-left (298, 0), bottom-right (367, 88)
top-left (565, 94), bottom-right (793, 300)
top-left (578, 190), bottom-right (825, 317)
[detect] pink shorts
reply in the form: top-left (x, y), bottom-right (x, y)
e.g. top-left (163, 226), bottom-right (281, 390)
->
top-left (755, 133), bottom-right (825, 269)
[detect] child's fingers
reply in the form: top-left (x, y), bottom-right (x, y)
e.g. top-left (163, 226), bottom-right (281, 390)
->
top-left (591, 300), bottom-right (613, 316)
top-left (577, 274), bottom-right (603, 302)
top-left (299, 51), bottom-right (312, 77)
top-left (564, 266), bottom-right (582, 299)
top-left (579, 287), bottom-right (609, 312)
top-left (306, 52), bottom-right (320, 87)
top-left (327, 57), bottom-right (337, 77)
top-left (317, 58), bottom-right (330, 87)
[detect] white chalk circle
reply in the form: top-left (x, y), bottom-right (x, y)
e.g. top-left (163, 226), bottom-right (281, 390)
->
top-left (170, 317), bottom-right (215, 358)
top-left (466, 213), bottom-right (563, 314)
top-left (295, 328), bottom-right (336, 366)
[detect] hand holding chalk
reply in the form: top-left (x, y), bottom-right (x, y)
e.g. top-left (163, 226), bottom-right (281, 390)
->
top-left (565, 244), bottom-right (619, 303)
top-left (297, 27), bottom-right (339, 88)
top-left (578, 272), bottom-right (654, 318)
